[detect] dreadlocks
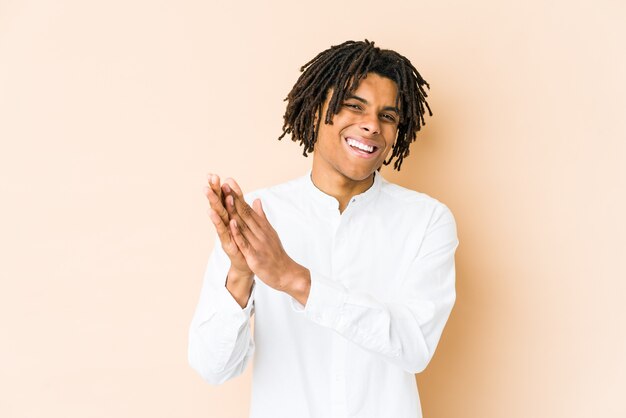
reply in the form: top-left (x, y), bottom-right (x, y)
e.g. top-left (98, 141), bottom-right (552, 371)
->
top-left (277, 40), bottom-right (433, 171)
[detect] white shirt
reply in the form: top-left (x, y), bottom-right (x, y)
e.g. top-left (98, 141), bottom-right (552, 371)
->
top-left (188, 171), bottom-right (458, 418)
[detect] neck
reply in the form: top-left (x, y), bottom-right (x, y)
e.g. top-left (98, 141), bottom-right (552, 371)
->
top-left (310, 168), bottom-right (375, 213)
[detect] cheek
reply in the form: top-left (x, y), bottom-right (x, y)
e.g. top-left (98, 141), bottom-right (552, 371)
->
top-left (380, 145), bottom-right (394, 161)
top-left (318, 122), bottom-right (343, 144)
top-left (314, 127), bottom-right (338, 154)
top-left (382, 129), bottom-right (398, 151)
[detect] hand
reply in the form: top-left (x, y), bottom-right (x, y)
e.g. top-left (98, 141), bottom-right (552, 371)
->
top-left (204, 173), bottom-right (252, 277)
top-left (225, 185), bottom-right (310, 303)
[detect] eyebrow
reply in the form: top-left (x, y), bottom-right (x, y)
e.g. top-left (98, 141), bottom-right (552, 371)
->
top-left (346, 94), bottom-right (400, 114)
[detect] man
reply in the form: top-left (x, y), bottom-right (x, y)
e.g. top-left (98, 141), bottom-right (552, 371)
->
top-left (188, 40), bottom-right (458, 418)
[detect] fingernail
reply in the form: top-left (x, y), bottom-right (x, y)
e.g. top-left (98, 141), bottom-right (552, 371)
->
top-left (223, 183), bottom-right (231, 193)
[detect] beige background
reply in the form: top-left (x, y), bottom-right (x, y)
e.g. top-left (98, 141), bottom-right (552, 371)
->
top-left (1, 0), bottom-right (625, 417)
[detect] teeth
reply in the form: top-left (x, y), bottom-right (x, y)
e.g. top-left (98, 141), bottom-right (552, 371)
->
top-left (347, 138), bottom-right (374, 153)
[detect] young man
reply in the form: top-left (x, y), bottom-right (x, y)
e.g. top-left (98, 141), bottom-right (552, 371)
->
top-left (188, 40), bottom-right (458, 418)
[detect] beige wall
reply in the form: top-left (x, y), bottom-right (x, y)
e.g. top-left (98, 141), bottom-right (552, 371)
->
top-left (1, 1), bottom-right (624, 417)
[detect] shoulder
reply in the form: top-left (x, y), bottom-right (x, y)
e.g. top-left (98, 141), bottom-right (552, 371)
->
top-left (242, 174), bottom-right (307, 204)
top-left (378, 177), bottom-right (456, 227)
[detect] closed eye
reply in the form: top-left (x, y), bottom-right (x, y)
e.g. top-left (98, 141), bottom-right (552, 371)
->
top-left (343, 103), bottom-right (362, 110)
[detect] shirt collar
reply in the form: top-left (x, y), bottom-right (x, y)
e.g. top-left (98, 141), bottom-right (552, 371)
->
top-left (303, 169), bottom-right (383, 211)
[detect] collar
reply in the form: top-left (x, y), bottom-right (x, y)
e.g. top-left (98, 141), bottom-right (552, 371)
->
top-left (303, 169), bottom-right (383, 211)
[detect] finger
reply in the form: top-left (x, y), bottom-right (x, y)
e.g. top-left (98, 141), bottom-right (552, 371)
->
top-left (209, 173), bottom-right (222, 196)
top-left (224, 192), bottom-right (237, 219)
top-left (207, 173), bottom-right (222, 199)
top-left (221, 182), bottom-right (241, 204)
top-left (223, 191), bottom-right (258, 233)
top-left (252, 198), bottom-right (267, 221)
top-left (208, 173), bottom-right (228, 212)
top-left (230, 218), bottom-right (253, 257)
top-left (229, 208), bottom-right (261, 248)
top-left (222, 184), bottom-right (237, 218)
top-left (229, 190), bottom-right (263, 235)
top-left (223, 177), bottom-right (244, 198)
top-left (205, 185), bottom-right (230, 226)
top-left (207, 207), bottom-right (231, 242)
top-left (205, 187), bottom-right (230, 227)
top-left (208, 208), bottom-right (245, 257)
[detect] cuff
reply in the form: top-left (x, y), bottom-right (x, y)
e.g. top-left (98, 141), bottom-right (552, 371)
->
top-left (220, 278), bottom-right (256, 317)
top-left (290, 272), bottom-right (347, 327)
top-left (199, 278), bottom-right (256, 329)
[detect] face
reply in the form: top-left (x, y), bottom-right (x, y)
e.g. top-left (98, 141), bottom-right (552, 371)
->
top-left (312, 73), bottom-right (399, 183)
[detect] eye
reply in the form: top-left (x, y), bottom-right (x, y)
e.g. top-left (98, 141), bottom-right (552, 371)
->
top-left (343, 103), bottom-right (362, 110)
top-left (381, 113), bottom-right (397, 122)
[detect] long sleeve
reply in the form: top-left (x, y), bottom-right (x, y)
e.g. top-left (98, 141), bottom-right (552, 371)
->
top-left (292, 205), bottom-right (458, 374)
top-left (188, 243), bottom-right (256, 385)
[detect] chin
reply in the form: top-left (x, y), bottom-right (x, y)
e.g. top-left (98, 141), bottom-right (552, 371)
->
top-left (340, 166), bottom-right (376, 182)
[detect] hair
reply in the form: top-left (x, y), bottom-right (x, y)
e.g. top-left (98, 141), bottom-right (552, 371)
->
top-left (277, 39), bottom-right (432, 171)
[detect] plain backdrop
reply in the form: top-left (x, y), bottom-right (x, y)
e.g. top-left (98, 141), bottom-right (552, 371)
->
top-left (1, 1), bottom-right (625, 417)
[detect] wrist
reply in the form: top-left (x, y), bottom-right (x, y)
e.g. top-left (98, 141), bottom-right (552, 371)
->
top-left (227, 266), bottom-right (254, 283)
top-left (226, 266), bottom-right (254, 309)
top-left (281, 261), bottom-right (311, 305)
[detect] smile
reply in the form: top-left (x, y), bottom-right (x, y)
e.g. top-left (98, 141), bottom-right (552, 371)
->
top-left (344, 137), bottom-right (379, 159)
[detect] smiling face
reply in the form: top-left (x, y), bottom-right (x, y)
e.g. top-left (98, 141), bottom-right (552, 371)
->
top-left (312, 73), bottom-right (400, 185)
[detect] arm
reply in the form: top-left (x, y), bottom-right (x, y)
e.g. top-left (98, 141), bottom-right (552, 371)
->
top-left (187, 174), bottom-right (256, 385)
top-left (188, 244), bottom-right (256, 385)
top-left (293, 209), bottom-right (458, 373)
top-left (226, 186), bottom-right (458, 374)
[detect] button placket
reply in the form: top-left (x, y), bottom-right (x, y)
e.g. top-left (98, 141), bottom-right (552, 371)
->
top-left (329, 334), bottom-right (348, 417)
top-left (327, 211), bottom-right (348, 416)
top-left (332, 216), bottom-right (351, 283)
top-left (329, 213), bottom-right (341, 279)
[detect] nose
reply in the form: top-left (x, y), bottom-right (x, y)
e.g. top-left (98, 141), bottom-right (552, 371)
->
top-left (359, 112), bottom-right (380, 135)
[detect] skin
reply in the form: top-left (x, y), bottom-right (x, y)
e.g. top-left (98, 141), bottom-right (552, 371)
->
top-left (311, 73), bottom-right (400, 211)
top-left (205, 73), bottom-right (400, 308)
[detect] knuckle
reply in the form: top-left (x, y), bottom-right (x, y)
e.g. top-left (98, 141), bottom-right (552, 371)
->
top-left (243, 206), bottom-right (254, 218)
top-left (239, 201), bottom-right (249, 213)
